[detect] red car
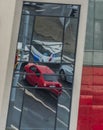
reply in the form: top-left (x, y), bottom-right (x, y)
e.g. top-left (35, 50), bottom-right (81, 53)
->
top-left (23, 63), bottom-right (62, 96)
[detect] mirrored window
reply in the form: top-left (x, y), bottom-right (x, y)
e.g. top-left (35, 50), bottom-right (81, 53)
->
top-left (6, 2), bottom-right (80, 130)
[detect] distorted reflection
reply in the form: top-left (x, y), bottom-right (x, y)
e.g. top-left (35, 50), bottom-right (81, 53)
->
top-left (6, 2), bottom-right (80, 130)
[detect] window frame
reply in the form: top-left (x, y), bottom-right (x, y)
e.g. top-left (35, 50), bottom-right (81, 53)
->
top-left (0, 0), bottom-right (88, 130)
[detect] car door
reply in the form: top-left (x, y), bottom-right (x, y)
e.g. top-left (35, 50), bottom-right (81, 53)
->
top-left (29, 66), bottom-right (37, 85)
top-left (29, 66), bottom-right (40, 86)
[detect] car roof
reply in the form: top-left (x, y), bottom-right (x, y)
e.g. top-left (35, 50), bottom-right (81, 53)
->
top-left (60, 64), bottom-right (73, 72)
top-left (28, 63), bottom-right (54, 74)
top-left (37, 65), bottom-right (54, 74)
top-left (32, 40), bottom-right (62, 53)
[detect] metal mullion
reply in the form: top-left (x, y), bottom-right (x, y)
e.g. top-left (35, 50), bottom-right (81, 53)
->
top-left (24, 1), bottom-right (80, 7)
top-left (60, 17), bottom-right (66, 64)
top-left (19, 88), bottom-right (25, 130)
top-left (29, 15), bottom-right (36, 63)
top-left (67, 5), bottom-right (81, 130)
top-left (54, 95), bottom-right (59, 130)
top-left (71, 6), bottom-right (81, 76)
top-left (24, 1), bottom-right (77, 7)
top-left (22, 12), bottom-right (79, 19)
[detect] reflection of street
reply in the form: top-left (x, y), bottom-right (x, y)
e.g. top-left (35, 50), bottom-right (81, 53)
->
top-left (19, 86), bottom-right (56, 129)
top-left (7, 72), bottom-right (72, 129)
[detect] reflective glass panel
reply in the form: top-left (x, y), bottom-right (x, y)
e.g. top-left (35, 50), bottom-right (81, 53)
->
top-left (6, 2), bottom-right (80, 130)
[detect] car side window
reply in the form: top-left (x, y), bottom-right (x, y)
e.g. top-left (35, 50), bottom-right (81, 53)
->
top-left (30, 66), bottom-right (40, 77)
top-left (30, 66), bottom-right (36, 72)
top-left (35, 69), bottom-right (40, 77)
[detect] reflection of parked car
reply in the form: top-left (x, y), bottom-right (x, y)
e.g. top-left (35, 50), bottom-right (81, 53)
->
top-left (31, 40), bottom-right (62, 63)
top-left (59, 64), bottom-right (73, 83)
top-left (23, 63), bottom-right (62, 96)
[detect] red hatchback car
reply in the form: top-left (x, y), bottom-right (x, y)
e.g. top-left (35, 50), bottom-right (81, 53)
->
top-left (23, 63), bottom-right (62, 96)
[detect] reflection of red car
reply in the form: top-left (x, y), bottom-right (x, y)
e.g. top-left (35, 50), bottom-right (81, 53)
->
top-left (14, 52), bottom-right (18, 69)
top-left (23, 63), bottom-right (62, 96)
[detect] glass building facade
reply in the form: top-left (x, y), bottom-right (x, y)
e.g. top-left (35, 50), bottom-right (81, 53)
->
top-left (2, 0), bottom-right (103, 130)
top-left (6, 2), bottom-right (81, 130)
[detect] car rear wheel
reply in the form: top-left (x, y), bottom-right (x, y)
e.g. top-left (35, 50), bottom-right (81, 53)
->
top-left (60, 70), bottom-right (66, 81)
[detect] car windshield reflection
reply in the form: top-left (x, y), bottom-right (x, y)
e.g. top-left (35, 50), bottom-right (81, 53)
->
top-left (32, 41), bottom-right (52, 56)
top-left (53, 52), bottom-right (61, 57)
top-left (31, 40), bottom-right (62, 62)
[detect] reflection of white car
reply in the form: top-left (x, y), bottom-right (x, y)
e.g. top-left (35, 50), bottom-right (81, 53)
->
top-left (31, 40), bottom-right (62, 62)
top-left (17, 42), bottom-right (29, 61)
top-left (59, 64), bottom-right (73, 83)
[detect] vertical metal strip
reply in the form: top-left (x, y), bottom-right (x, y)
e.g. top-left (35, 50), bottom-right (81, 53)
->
top-left (54, 96), bottom-right (59, 130)
top-left (29, 16), bottom-right (36, 63)
top-left (61, 17), bottom-right (66, 64)
top-left (68, 5), bottom-right (81, 130)
top-left (18, 88), bottom-right (25, 130)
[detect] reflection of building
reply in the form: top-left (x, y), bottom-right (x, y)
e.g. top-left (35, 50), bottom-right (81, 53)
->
top-left (1, 0), bottom-right (103, 130)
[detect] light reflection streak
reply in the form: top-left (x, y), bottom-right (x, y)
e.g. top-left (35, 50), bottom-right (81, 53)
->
top-left (57, 118), bottom-right (68, 127)
top-left (63, 89), bottom-right (71, 97)
top-left (58, 104), bottom-right (70, 113)
top-left (14, 106), bottom-right (21, 112)
top-left (25, 89), bottom-right (56, 113)
top-left (11, 124), bottom-right (18, 130)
